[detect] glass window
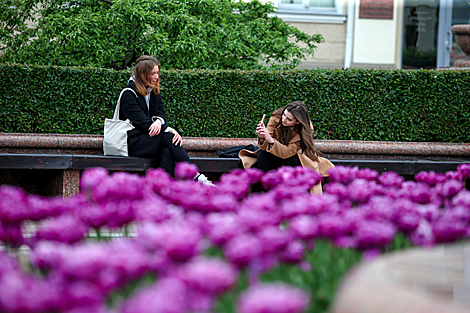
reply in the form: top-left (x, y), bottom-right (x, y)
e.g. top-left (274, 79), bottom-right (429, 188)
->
top-left (308, 0), bottom-right (335, 7)
top-left (278, 0), bottom-right (335, 10)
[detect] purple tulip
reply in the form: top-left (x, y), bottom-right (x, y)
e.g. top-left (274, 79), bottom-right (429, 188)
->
top-left (445, 171), bottom-right (463, 181)
top-left (257, 226), bottom-right (291, 254)
top-left (0, 251), bottom-right (19, 276)
top-left (178, 257), bottom-right (238, 294)
top-left (356, 168), bottom-right (379, 181)
top-left (435, 180), bottom-right (463, 199)
top-left (432, 216), bottom-right (467, 243)
top-left (317, 215), bottom-right (351, 239)
top-left (0, 185), bottom-right (29, 224)
top-left (353, 220), bottom-right (396, 250)
top-left (457, 163), bottom-right (470, 179)
top-left (224, 234), bottom-right (263, 268)
top-left (289, 215), bottom-right (319, 241)
top-left (278, 240), bottom-right (304, 264)
top-left (452, 189), bottom-right (470, 208)
top-left (237, 283), bottom-right (309, 313)
top-left (205, 212), bottom-right (247, 246)
top-left (30, 241), bottom-right (67, 271)
top-left (415, 170), bottom-right (447, 186)
top-left (175, 162), bottom-right (199, 180)
top-left (409, 218), bottom-right (435, 246)
top-left (0, 271), bottom-right (59, 313)
top-left (138, 220), bottom-right (202, 262)
top-left (120, 277), bottom-right (187, 313)
top-left (378, 172), bottom-right (404, 188)
top-left (328, 166), bottom-right (359, 185)
top-left (323, 182), bottom-right (349, 201)
top-left (80, 167), bottom-right (108, 195)
top-left (0, 222), bottom-right (24, 248)
top-left (35, 214), bottom-right (89, 244)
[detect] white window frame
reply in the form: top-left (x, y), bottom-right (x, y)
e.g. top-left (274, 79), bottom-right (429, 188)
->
top-left (276, 0), bottom-right (347, 23)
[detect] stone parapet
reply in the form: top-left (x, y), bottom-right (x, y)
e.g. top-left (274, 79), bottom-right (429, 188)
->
top-left (1, 133), bottom-right (469, 160)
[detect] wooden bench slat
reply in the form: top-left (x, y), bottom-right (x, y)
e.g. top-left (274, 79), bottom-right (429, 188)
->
top-left (71, 155), bottom-right (158, 171)
top-left (0, 154), bottom-right (72, 169)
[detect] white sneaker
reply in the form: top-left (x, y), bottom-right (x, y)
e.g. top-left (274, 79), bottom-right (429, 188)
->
top-left (195, 173), bottom-right (215, 186)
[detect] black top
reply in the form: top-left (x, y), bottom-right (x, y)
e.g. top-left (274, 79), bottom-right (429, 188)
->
top-left (119, 80), bottom-right (168, 158)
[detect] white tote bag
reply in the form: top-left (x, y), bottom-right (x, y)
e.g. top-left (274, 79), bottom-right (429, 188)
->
top-left (103, 88), bottom-right (136, 156)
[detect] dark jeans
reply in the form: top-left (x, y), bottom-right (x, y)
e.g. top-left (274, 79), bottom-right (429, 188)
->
top-left (156, 132), bottom-right (191, 176)
top-left (256, 149), bottom-right (301, 172)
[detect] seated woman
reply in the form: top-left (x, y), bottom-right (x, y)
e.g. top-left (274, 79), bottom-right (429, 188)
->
top-left (239, 101), bottom-right (333, 193)
top-left (119, 55), bottom-right (213, 185)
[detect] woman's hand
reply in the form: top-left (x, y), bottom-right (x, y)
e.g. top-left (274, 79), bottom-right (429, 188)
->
top-left (256, 121), bottom-right (274, 144)
top-left (149, 120), bottom-right (162, 136)
top-left (169, 128), bottom-right (182, 146)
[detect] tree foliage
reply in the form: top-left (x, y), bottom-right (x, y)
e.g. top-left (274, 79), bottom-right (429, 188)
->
top-left (0, 0), bottom-right (324, 70)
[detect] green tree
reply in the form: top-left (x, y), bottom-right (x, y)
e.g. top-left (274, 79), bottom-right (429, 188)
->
top-left (0, 0), bottom-right (324, 70)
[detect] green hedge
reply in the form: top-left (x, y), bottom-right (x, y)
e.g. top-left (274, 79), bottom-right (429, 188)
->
top-left (1, 63), bottom-right (469, 142)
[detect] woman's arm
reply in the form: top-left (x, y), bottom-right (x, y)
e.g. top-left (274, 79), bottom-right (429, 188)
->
top-left (120, 90), bottom-right (153, 131)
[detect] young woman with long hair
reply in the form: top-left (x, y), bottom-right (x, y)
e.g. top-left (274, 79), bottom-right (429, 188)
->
top-left (239, 101), bottom-right (333, 193)
top-left (118, 55), bottom-right (213, 185)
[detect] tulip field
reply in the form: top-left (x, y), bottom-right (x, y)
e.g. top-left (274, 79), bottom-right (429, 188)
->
top-left (0, 163), bottom-right (469, 313)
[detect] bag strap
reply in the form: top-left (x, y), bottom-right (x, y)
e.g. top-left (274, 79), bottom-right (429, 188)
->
top-left (113, 88), bottom-right (137, 120)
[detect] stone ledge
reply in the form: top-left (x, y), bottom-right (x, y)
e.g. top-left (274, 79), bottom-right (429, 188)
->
top-left (1, 132), bottom-right (469, 160)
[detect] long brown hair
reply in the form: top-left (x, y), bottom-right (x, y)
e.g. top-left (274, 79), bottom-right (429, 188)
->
top-left (132, 55), bottom-right (161, 96)
top-left (273, 101), bottom-right (321, 162)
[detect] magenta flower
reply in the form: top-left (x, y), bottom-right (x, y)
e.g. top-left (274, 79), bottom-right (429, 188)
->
top-left (445, 171), bottom-right (463, 181)
top-left (323, 182), bottom-right (349, 201)
top-left (178, 257), bottom-right (238, 294)
top-left (435, 180), bottom-right (463, 199)
top-left (452, 189), bottom-right (470, 208)
top-left (378, 172), bottom-right (404, 188)
top-left (35, 214), bottom-right (89, 244)
top-left (30, 241), bottom-right (67, 271)
top-left (0, 185), bottom-right (29, 224)
top-left (257, 226), bottom-right (291, 254)
top-left (224, 234), bottom-right (263, 268)
top-left (356, 168), bottom-right (379, 181)
top-left (289, 215), bottom-right (319, 241)
top-left (409, 218), bottom-right (435, 247)
top-left (317, 215), bottom-right (351, 239)
top-left (237, 283), bottom-right (309, 313)
top-left (457, 163), bottom-right (470, 179)
top-left (328, 166), bottom-right (358, 185)
top-left (120, 277), bottom-right (187, 313)
top-left (278, 240), bottom-right (304, 264)
top-left (0, 251), bottom-right (19, 276)
top-left (401, 181), bottom-right (432, 204)
top-left (432, 215), bottom-right (467, 243)
top-left (175, 162), bottom-right (199, 180)
top-left (133, 196), bottom-right (183, 224)
top-left (138, 220), bottom-right (202, 262)
top-left (353, 220), bottom-right (396, 250)
top-left (80, 167), bottom-right (108, 194)
top-left (415, 170), bottom-right (447, 186)
top-left (0, 222), bottom-right (24, 248)
top-left (347, 179), bottom-right (375, 204)
top-left (205, 212), bottom-right (247, 246)
top-left (0, 271), bottom-right (59, 313)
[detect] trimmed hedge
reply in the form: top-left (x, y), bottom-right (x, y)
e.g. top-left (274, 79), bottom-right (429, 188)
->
top-left (1, 63), bottom-right (469, 142)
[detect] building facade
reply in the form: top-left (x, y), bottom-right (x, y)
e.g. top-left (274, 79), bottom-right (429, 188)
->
top-left (266, 0), bottom-right (470, 69)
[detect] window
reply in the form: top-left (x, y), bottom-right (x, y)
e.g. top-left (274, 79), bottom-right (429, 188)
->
top-left (276, 0), bottom-right (346, 23)
top-left (278, 0), bottom-right (337, 12)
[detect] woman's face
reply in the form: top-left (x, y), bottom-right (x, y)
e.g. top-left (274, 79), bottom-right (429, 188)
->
top-left (148, 65), bottom-right (160, 85)
top-left (282, 110), bottom-right (299, 127)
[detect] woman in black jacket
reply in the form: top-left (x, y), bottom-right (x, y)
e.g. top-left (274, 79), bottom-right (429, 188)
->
top-left (119, 55), bottom-right (213, 185)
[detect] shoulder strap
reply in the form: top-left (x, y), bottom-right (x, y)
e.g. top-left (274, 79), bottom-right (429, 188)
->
top-left (113, 88), bottom-right (137, 120)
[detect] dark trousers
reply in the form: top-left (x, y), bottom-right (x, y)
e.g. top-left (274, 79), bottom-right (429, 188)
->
top-left (156, 132), bottom-right (191, 176)
top-left (256, 149), bottom-right (301, 172)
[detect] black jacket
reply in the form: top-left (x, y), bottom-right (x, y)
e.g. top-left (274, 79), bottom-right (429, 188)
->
top-left (119, 80), bottom-right (168, 158)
